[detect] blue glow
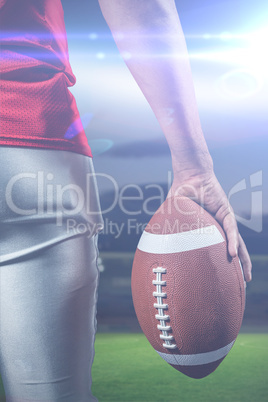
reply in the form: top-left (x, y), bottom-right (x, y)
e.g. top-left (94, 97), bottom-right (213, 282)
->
top-left (88, 139), bottom-right (114, 155)
top-left (80, 113), bottom-right (94, 129)
top-left (0, 32), bottom-right (67, 40)
top-left (96, 52), bottom-right (106, 59)
top-left (88, 32), bottom-right (98, 40)
top-left (64, 113), bottom-right (93, 139)
top-left (0, 50), bottom-right (67, 61)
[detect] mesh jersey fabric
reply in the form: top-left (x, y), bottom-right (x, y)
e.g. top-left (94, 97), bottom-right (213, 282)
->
top-left (0, 0), bottom-right (92, 157)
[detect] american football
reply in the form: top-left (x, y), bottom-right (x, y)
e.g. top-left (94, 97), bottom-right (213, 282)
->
top-left (131, 196), bottom-right (246, 379)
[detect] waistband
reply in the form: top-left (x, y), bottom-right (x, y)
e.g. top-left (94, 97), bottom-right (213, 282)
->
top-left (0, 147), bottom-right (103, 264)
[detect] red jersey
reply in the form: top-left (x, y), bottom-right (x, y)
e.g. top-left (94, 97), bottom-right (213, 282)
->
top-left (0, 0), bottom-right (92, 157)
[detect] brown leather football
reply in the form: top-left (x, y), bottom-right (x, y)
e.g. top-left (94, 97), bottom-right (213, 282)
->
top-left (131, 196), bottom-right (245, 379)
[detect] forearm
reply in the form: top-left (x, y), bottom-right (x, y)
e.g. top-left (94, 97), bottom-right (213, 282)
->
top-left (98, 0), bottom-right (213, 177)
top-left (97, 0), bottom-right (252, 280)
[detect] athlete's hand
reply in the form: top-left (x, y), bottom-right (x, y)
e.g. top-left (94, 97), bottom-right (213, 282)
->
top-left (167, 170), bottom-right (252, 282)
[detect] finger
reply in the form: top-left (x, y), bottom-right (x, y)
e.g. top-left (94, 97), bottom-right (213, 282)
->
top-left (215, 204), bottom-right (239, 258)
top-left (222, 212), bottom-right (239, 258)
top-left (238, 233), bottom-right (252, 282)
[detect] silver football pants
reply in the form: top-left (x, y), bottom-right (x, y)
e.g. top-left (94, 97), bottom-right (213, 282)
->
top-left (0, 147), bottom-right (104, 401)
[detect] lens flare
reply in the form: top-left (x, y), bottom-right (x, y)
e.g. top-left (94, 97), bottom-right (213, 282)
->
top-left (216, 69), bottom-right (263, 99)
top-left (88, 139), bottom-right (114, 155)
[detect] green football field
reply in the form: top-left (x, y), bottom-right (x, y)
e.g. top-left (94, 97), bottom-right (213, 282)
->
top-left (92, 333), bottom-right (268, 402)
top-left (0, 333), bottom-right (267, 401)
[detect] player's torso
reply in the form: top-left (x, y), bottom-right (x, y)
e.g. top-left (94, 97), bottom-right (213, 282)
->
top-left (0, 0), bottom-right (92, 157)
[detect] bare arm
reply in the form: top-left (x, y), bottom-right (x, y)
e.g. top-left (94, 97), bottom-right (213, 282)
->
top-left (97, 0), bottom-right (252, 281)
top-left (98, 0), bottom-right (212, 176)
